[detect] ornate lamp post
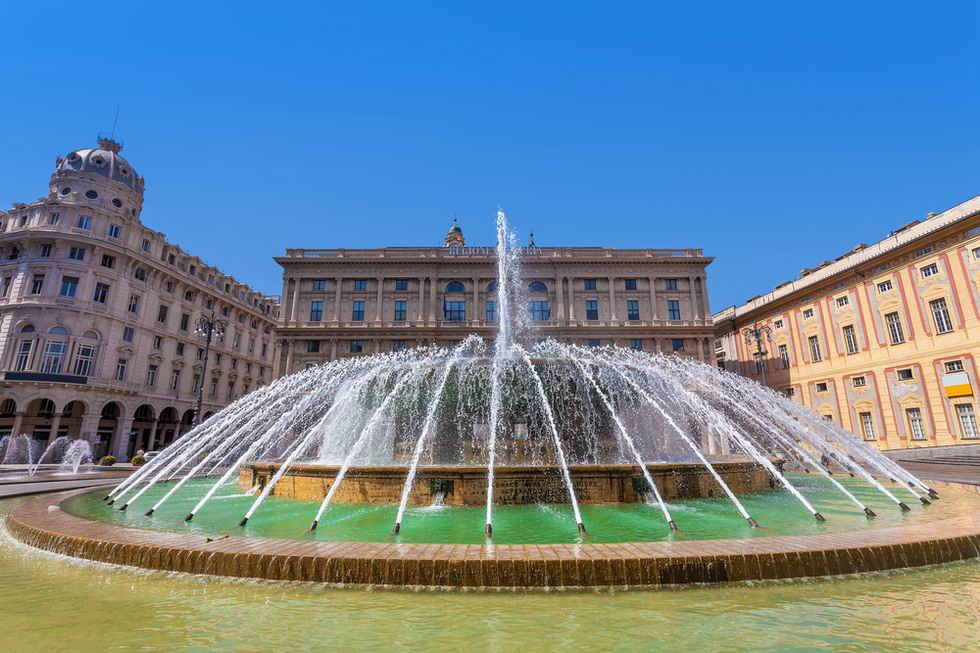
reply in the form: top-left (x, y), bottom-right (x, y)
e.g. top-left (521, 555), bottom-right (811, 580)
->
top-left (192, 311), bottom-right (228, 427)
top-left (744, 321), bottom-right (773, 386)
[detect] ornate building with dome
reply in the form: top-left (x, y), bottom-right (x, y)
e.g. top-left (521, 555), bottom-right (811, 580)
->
top-left (0, 137), bottom-right (280, 460)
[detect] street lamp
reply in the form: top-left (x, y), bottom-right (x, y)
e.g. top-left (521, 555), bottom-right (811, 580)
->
top-left (744, 321), bottom-right (773, 386)
top-left (192, 311), bottom-right (228, 427)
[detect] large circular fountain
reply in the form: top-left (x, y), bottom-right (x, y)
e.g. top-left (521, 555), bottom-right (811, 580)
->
top-left (8, 211), bottom-right (978, 587)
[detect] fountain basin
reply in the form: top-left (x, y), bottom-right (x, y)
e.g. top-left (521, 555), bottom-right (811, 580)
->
top-left (240, 459), bottom-right (780, 505)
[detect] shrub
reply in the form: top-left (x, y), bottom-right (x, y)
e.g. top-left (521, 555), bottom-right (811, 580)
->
top-left (99, 455), bottom-right (117, 466)
top-left (131, 455), bottom-right (145, 467)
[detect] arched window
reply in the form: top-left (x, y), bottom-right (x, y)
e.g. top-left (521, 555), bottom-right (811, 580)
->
top-left (528, 281), bottom-right (548, 293)
top-left (73, 331), bottom-right (99, 376)
top-left (445, 281), bottom-right (465, 293)
top-left (20, 324), bottom-right (35, 334)
top-left (40, 327), bottom-right (70, 374)
top-left (48, 326), bottom-right (70, 336)
top-left (0, 399), bottom-right (16, 417)
top-left (13, 325), bottom-right (35, 371)
top-left (486, 282), bottom-right (497, 293)
top-left (101, 403), bottom-right (120, 420)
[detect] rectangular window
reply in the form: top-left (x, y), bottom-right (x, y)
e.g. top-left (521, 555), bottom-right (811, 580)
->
top-left (802, 308), bottom-right (814, 319)
top-left (354, 279), bottom-right (368, 291)
top-left (836, 296), bottom-right (849, 308)
top-left (973, 246), bottom-right (980, 260)
top-left (312, 279), bottom-right (326, 292)
top-left (352, 300), bottom-right (365, 321)
top-left (881, 311), bottom-right (905, 345)
top-left (68, 246), bottom-right (85, 261)
top-left (583, 279), bottom-right (597, 290)
top-left (946, 360), bottom-right (965, 373)
top-left (101, 254), bottom-right (115, 269)
top-left (114, 358), bottom-right (127, 381)
top-left (393, 300), bottom-right (407, 321)
top-left (170, 370), bottom-right (180, 390)
top-left (897, 368), bottom-right (914, 381)
top-left (179, 313), bottom-right (190, 331)
top-left (75, 215), bottom-right (91, 230)
top-left (123, 327), bottom-right (134, 343)
top-left (816, 382), bottom-right (828, 392)
top-left (957, 404), bottom-right (979, 439)
top-left (152, 335), bottom-right (163, 350)
top-left (39, 244), bottom-right (52, 258)
top-left (671, 338), bottom-right (684, 351)
top-left (667, 300), bottom-right (681, 321)
top-left (585, 299), bottom-right (599, 321)
top-left (665, 278), bottom-right (678, 291)
top-left (629, 339), bottom-right (643, 350)
top-left (907, 408), bottom-right (925, 440)
top-left (93, 282), bottom-right (110, 304)
top-left (778, 344), bottom-right (790, 369)
top-left (920, 263), bottom-right (939, 278)
top-left (128, 295), bottom-right (140, 314)
top-left (157, 305), bottom-right (169, 324)
top-left (40, 340), bottom-right (67, 373)
top-left (350, 340), bottom-right (363, 353)
top-left (395, 278), bottom-right (409, 291)
top-left (134, 267), bottom-right (146, 281)
top-left (626, 299), bottom-right (640, 321)
top-left (624, 279), bottom-right (637, 291)
top-left (392, 340), bottom-right (406, 352)
top-left (310, 300), bottom-right (324, 322)
top-left (14, 340), bottom-right (32, 371)
top-left (176, 342), bottom-right (185, 356)
top-left (877, 280), bottom-right (893, 293)
top-left (587, 339), bottom-right (601, 348)
top-left (48, 212), bottom-right (60, 225)
top-left (146, 364), bottom-right (157, 387)
top-left (59, 276), bottom-right (79, 297)
top-left (1, 276), bottom-right (10, 297)
top-left (860, 412), bottom-right (876, 441)
top-left (444, 300), bottom-right (466, 322)
top-left (773, 319), bottom-right (783, 329)
top-left (307, 340), bottom-right (320, 353)
top-left (930, 298), bottom-right (953, 334)
top-left (141, 238), bottom-right (151, 252)
top-left (783, 387), bottom-right (795, 398)
top-left (852, 376), bottom-right (866, 388)
top-left (108, 223), bottom-right (120, 239)
top-left (843, 324), bottom-right (859, 354)
top-left (30, 274), bottom-right (44, 295)
top-left (486, 300), bottom-right (496, 322)
top-left (808, 335), bottom-right (822, 362)
top-left (528, 300), bottom-right (550, 321)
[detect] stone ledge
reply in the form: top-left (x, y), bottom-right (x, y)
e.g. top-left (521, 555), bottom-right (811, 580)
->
top-left (7, 488), bottom-right (980, 588)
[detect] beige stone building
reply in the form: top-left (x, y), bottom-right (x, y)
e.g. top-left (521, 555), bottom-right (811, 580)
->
top-left (0, 137), bottom-right (280, 459)
top-left (714, 195), bottom-right (980, 450)
top-left (274, 221), bottom-right (714, 375)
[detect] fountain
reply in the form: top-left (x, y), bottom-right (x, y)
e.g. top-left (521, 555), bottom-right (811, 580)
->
top-left (8, 210), bottom-right (977, 589)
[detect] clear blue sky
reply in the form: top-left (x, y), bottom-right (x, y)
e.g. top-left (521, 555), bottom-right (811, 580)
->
top-left (2, 2), bottom-right (978, 308)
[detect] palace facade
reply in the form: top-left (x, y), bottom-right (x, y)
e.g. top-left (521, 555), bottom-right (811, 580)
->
top-left (714, 195), bottom-right (980, 450)
top-left (0, 138), bottom-right (280, 459)
top-left (274, 221), bottom-right (714, 375)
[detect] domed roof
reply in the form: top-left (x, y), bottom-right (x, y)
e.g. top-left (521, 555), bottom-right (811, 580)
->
top-left (448, 218), bottom-right (462, 234)
top-left (54, 137), bottom-right (143, 192)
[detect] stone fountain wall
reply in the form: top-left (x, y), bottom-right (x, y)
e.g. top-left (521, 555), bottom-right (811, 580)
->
top-left (239, 459), bottom-right (779, 505)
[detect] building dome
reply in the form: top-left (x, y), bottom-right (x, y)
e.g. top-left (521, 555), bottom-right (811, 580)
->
top-left (53, 137), bottom-right (144, 193)
top-left (444, 217), bottom-right (465, 247)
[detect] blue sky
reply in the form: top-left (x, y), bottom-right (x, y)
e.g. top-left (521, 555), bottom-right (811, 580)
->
top-left (2, 2), bottom-right (978, 308)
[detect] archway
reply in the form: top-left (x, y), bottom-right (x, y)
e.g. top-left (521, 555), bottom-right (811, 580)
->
top-left (133, 404), bottom-right (156, 452)
top-left (23, 397), bottom-right (57, 451)
top-left (0, 398), bottom-right (16, 436)
top-left (158, 407), bottom-right (178, 448)
top-left (60, 400), bottom-right (86, 440)
top-left (96, 402), bottom-right (122, 459)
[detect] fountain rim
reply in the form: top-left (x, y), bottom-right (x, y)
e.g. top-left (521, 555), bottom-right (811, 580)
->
top-left (8, 485), bottom-right (980, 588)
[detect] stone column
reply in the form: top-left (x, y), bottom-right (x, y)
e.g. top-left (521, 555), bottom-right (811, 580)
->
top-left (45, 414), bottom-right (63, 447)
top-left (700, 276), bottom-right (711, 319)
top-left (648, 276), bottom-right (658, 321)
top-left (147, 418), bottom-right (161, 451)
top-left (333, 277), bottom-right (342, 322)
top-left (555, 275), bottom-right (565, 320)
top-left (472, 278), bottom-right (480, 325)
top-left (78, 413), bottom-right (101, 443)
top-left (289, 278), bottom-right (300, 324)
top-left (330, 339), bottom-right (338, 360)
top-left (607, 276), bottom-right (617, 324)
top-left (416, 277), bottom-right (426, 324)
top-left (10, 412), bottom-right (24, 435)
top-left (697, 337), bottom-right (705, 362)
top-left (429, 276), bottom-right (438, 325)
top-left (689, 276), bottom-right (699, 321)
top-left (111, 417), bottom-right (135, 460)
top-left (567, 277), bottom-right (576, 324)
top-left (375, 276), bottom-right (384, 323)
top-left (284, 340), bottom-right (293, 374)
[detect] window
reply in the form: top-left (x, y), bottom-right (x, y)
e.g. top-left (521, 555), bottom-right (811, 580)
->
top-left (802, 308), bottom-right (814, 319)
top-left (40, 339), bottom-right (67, 373)
top-left (778, 344), bottom-right (790, 369)
top-left (973, 246), bottom-right (980, 260)
top-left (585, 299), bottom-right (599, 321)
top-left (350, 340), bottom-right (363, 353)
top-left (146, 364), bottom-right (157, 386)
top-left (393, 300), bottom-right (407, 322)
top-left (816, 382), bottom-right (828, 392)
top-left (141, 239), bottom-right (151, 253)
top-left (14, 339), bottom-right (32, 371)
top-left (312, 279), bottom-right (326, 291)
top-left (957, 404), bottom-right (979, 439)
top-left (39, 244), bottom-right (52, 258)
top-left (671, 338), bottom-right (684, 351)
top-left (152, 335), bottom-right (163, 350)
top-left (920, 263), bottom-right (938, 278)
top-left (626, 300), bottom-right (640, 321)
top-left (307, 340), bottom-right (321, 353)
top-left (128, 295), bottom-right (140, 314)
top-left (946, 360), bottom-right (965, 373)
top-left (395, 278), bottom-right (409, 291)
top-left (782, 387), bottom-right (795, 398)
top-left (101, 254), bottom-right (115, 269)
top-left (897, 368), bottom-right (914, 381)
top-left (108, 223), bottom-right (120, 239)
top-left (157, 305), bottom-right (169, 324)
top-left (392, 340), bottom-right (406, 352)
top-left (885, 312), bottom-right (905, 344)
top-left (48, 212), bottom-right (60, 225)
top-left (1, 276), bottom-right (10, 297)
top-left (486, 282), bottom-right (498, 293)
top-left (444, 301), bottom-right (466, 321)
top-left (587, 339), bottom-right (601, 348)
top-left (30, 274), bottom-right (44, 295)
top-left (665, 278), bottom-right (678, 291)
top-left (122, 327), bottom-right (134, 343)
top-left (528, 281), bottom-right (548, 293)
top-left (486, 300), bottom-right (496, 322)
top-left (114, 358), bottom-right (127, 381)
top-left (167, 254), bottom-right (175, 265)
top-left (354, 279), bottom-right (368, 291)
top-left (907, 408), bottom-right (925, 440)
top-left (93, 282), bottom-right (110, 304)
top-left (68, 246), bottom-right (85, 261)
top-left (877, 280), bottom-right (893, 293)
top-left (191, 374), bottom-right (201, 393)
top-left (578, 278), bottom-right (594, 291)
top-left (843, 325), bottom-right (859, 354)
top-left (349, 300), bottom-right (364, 321)
top-left (808, 335), bottom-right (822, 362)
top-left (170, 370), bottom-right (181, 390)
top-left (134, 267), bottom-right (146, 282)
top-left (179, 313), bottom-right (190, 331)
top-left (210, 379), bottom-right (218, 398)
top-left (184, 290), bottom-right (194, 302)
top-left (59, 276), bottom-right (79, 297)
top-left (836, 296), bottom-right (849, 308)
top-left (667, 300), bottom-right (681, 321)
top-left (773, 319), bottom-right (783, 329)
top-left (930, 298), bottom-right (953, 334)
top-left (629, 339), bottom-right (643, 351)
top-left (176, 342), bottom-right (185, 356)
top-left (852, 376), bottom-right (866, 388)
top-left (310, 300), bottom-right (323, 322)
top-left (859, 412), bottom-right (876, 441)
top-left (624, 279), bottom-right (637, 291)
top-left (446, 280), bottom-right (466, 293)
top-left (75, 215), bottom-right (91, 230)
top-left (528, 301), bottom-right (550, 321)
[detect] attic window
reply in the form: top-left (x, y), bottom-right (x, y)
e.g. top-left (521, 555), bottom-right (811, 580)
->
top-left (120, 167), bottom-right (129, 176)
top-left (112, 198), bottom-right (122, 208)
top-left (60, 187), bottom-right (71, 196)
top-left (92, 156), bottom-right (105, 167)
top-left (85, 190), bottom-right (98, 199)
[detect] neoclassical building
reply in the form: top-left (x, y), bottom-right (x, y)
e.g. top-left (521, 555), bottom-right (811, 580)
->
top-left (714, 195), bottom-right (980, 450)
top-left (0, 137), bottom-right (280, 459)
top-left (274, 221), bottom-right (714, 375)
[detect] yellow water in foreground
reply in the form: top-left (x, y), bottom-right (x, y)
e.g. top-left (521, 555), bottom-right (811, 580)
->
top-left (2, 496), bottom-right (980, 652)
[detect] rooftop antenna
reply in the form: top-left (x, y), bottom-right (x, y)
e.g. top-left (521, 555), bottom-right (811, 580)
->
top-left (110, 105), bottom-right (120, 140)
